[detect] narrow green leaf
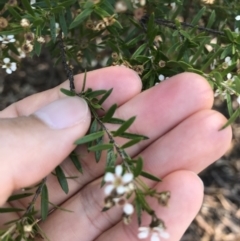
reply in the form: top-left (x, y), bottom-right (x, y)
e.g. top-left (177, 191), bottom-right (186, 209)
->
top-left (113, 116), bottom-right (136, 136)
top-left (7, 6), bottom-right (21, 20)
top-left (70, 7), bottom-right (93, 29)
top-left (224, 29), bottom-right (234, 42)
top-left (131, 43), bottom-right (147, 59)
top-left (104, 117), bottom-right (125, 124)
top-left (201, 47), bottom-right (222, 71)
top-left (59, 11), bottom-right (68, 36)
top-left (140, 171), bottom-right (161, 182)
top-left (88, 143), bottom-right (113, 151)
top-left (75, 131), bottom-right (105, 145)
top-left (41, 184), bottom-right (49, 221)
top-left (0, 208), bottom-right (24, 213)
top-left (7, 193), bottom-right (33, 202)
top-left (206, 10), bottom-right (216, 28)
top-left (134, 157), bottom-right (143, 177)
top-left (121, 138), bottom-right (142, 149)
top-left (220, 108), bottom-right (240, 130)
top-left (191, 6), bottom-right (206, 25)
top-left (22, 0), bottom-right (35, 16)
top-left (102, 104), bottom-right (117, 122)
top-left (234, 76), bottom-right (240, 94)
top-left (70, 151), bottom-right (82, 173)
top-left (0, 28), bottom-right (22, 35)
top-left (55, 166), bottom-right (69, 194)
top-left (44, 0), bottom-right (51, 7)
top-left (95, 135), bottom-right (103, 162)
top-left (135, 195), bottom-right (142, 226)
top-left (60, 88), bottom-right (76, 96)
top-left (98, 88), bottom-right (113, 105)
top-left (85, 90), bottom-right (107, 98)
top-left (50, 14), bottom-right (56, 43)
top-left (112, 132), bottom-right (149, 140)
top-left (34, 41), bottom-right (42, 57)
top-left (106, 148), bottom-right (117, 168)
top-left (94, 7), bottom-right (110, 17)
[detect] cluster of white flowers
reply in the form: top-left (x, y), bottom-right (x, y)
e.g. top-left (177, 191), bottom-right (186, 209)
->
top-left (131, 0), bottom-right (146, 8)
top-left (158, 74), bottom-right (169, 82)
top-left (138, 225), bottom-right (169, 241)
top-left (104, 165), bottom-right (135, 218)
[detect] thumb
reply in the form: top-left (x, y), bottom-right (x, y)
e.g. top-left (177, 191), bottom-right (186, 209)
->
top-left (0, 96), bottom-right (91, 205)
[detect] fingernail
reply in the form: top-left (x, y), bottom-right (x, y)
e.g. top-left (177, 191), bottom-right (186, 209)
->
top-left (34, 97), bottom-right (89, 129)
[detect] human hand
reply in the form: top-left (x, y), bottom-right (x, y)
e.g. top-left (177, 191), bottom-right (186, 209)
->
top-left (0, 66), bottom-right (232, 241)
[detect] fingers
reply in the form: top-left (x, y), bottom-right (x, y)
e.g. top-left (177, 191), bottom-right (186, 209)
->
top-left (138, 109), bottom-right (232, 179)
top-left (36, 171), bottom-right (204, 241)
top-left (0, 66), bottom-right (141, 118)
top-left (0, 97), bottom-right (91, 206)
top-left (96, 171), bottom-right (204, 241)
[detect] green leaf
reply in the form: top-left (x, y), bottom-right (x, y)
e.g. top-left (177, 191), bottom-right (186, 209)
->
top-left (191, 6), bottom-right (206, 25)
top-left (22, 0), bottom-right (35, 16)
top-left (98, 88), bottom-right (113, 105)
top-left (220, 108), bottom-right (240, 130)
top-left (102, 104), bottom-right (117, 122)
top-left (135, 195), bottom-right (142, 226)
top-left (0, 208), bottom-right (24, 213)
top-left (7, 193), bottom-right (33, 202)
top-left (60, 88), bottom-right (76, 96)
top-left (224, 29), bottom-right (234, 42)
top-left (121, 138), bottom-right (143, 149)
top-left (75, 131), bottom-right (105, 145)
top-left (134, 157), bottom-right (143, 177)
top-left (95, 135), bottom-right (103, 162)
top-left (206, 10), bottom-right (216, 28)
top-left (70, 151), bottom-right (82, 173)
top-left (234, 76), bottom-right (240, 94)
top-left (50, 14), bottom-right (56, 43)
top-left (112, 132), bottom-right (149, 140)
top-left (59, 11), bottom-right (68, 36)
top-left (88, 143), bottom-right (113, 151)
top-left (104, 117), bottom-right (125, 124)
top-left (85, 90), bottom-right (107, 98)
top-left (34, 41), bottom-right (42, 57)
top-left (7, 6), bottom-right (21, 20)
top-left (41, 184), bottom-right (49, 221)
top-left (106, 148), bottom-right (117, 168)
top-left (201, 47), bottom-right (222, 71)
top-left (140, 171), bottom-right (161, 182)
top-left (0, 28), bottom-right (23, 35)
top-left (55, 166), bottom-right (69, 194)
top-left (113, 117), bottom-right (136, 136)
top-left (70, 7), bottom-right (93, 29)
top-left (131, 43), bottom-right (147, 59)
top-left (94, 6), bottom-right (110, 17)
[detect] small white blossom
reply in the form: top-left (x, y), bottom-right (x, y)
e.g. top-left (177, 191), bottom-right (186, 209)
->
top-left (235, 27), bottom-right (239, 34)
top-left (2, 58), bottom-right (17, 74)
top-left (138, 226), bottom-right (170, 241)
top-left (227, 73), bottom-right (232, 81)
top-left (113, 197), bottom-right (134, 215)
top-left (0, 35), bottom-right (16, 44)
top-left (235, 15), bottom-right (240, 21)
top-left (20, 18), bottom-right (30, 27)
top-left (104, 165), bottom-right (133, 196)
top-left (30, 0), bottom-right (36, 8)
top-left (170, 2), bottom-right (176, 10)
top-left (224, 56), bottom-right (232, 66)
top-left (115, 1), bottom-right (128, 12)
top-left (158, 74), bottom-right (165, 81)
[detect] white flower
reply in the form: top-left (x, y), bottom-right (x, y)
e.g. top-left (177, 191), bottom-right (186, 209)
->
top-left (104, 165), bottom-right (133, 196)
top-left (115, 1), bottom-right (128, 12)
top-left (235, 15), bottom-right (240, 21)
top-left (235, 27), bottom-right (239, 33)
top-left (170, 2), bottom-right (176, 10)
top-left (0, 35), bottom-right (16, 44)
top-left (138, 226), bottom-right (170, 241)
top-left (2, 58), bottom-right (17, 74)
top-left (224, 56), bottom-right (232, 66)
top-left (30, 0), bottom-right (36, 8)
top-left (158, 74), bottom-right (165, 81)
top-left (20, 18), bottom-right (30, 27)
top-left (227, 73), bottom-right (232, 81)
top-left (113, 197), bottom-right (134, 215)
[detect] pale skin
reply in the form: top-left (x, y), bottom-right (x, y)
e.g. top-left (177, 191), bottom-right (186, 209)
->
top-left (0, 66), bottom-right (232, 240)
